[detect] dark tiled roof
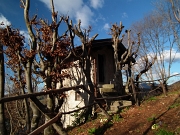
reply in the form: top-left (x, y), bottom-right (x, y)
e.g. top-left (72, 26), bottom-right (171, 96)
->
top-left (76, 38), bottom-right (127, 54)
top-left (72, 38), bottom-right (135, 63)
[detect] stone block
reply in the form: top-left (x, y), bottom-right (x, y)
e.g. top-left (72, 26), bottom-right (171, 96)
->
top-left (98, 84), bottom-right (114, 89)
top-left (100, 88), bottom-right (116, 93)
top-left (122, 100), bottom-right (132, 106)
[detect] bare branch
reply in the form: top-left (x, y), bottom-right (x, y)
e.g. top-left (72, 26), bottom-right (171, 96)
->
top-left (20, 0), bottom-right (25, 7)
top-left (50, 0), bottom-right (56, 22)
top-left (170, 0), bottom-right (180, 23)
top-left (30, 14), bottom-right (37, 24)
top-left (73, 20), bottom-right (85, 43)
top-left (23, 0), bottom-right (37, 50)
top-left (132, 33), bottom-right (141, 55)
top-left (89, 34), bottom-right (98, 42)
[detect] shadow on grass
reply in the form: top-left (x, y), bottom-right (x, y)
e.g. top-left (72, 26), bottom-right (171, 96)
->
top-left (88, 120), bottom-right (113, 135)
top-left (143, 95), bottom-right (180, 135)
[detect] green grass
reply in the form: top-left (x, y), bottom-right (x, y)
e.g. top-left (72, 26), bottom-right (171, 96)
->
top-left (88, 127), bottom-right (96, 135)
top-left (175, 127), bottom-right (180, 134)
top-left (112, 114), bottom-right (122, 122)
top-left (155, 128), bottom-right (174, 135)
top-left (147, 96), bottom-right (158, 102)
top-left (169, 97), bottom-right (180, 109)
top-left (77, 128), bottom-right (84, 133)
top-left (120, 107), bottom-right (130, 113)
top-left (88, 121), bottom-right (113, 135)
top-left (169, 103), bottom-right (180, 109)
top-left (147, 114), bottom-right (156, 122)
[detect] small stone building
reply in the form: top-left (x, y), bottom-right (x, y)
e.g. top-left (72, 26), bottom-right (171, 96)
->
top-left (60, 38), bottom-right (129, 127)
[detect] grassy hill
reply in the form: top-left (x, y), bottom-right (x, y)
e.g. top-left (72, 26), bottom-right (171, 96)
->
top-left (68, 81), bottom-right (180, 135)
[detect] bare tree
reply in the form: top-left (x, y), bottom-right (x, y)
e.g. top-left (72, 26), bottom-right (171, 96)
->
top-left (31, 1), bottom-right (71, 134)
top-left (19, 0), bottom-right (42, 132)
top-left (169, 0), bottom-right (180, 23)
top-left (110, 22), bottom-right (125, 95)
top-left (111, 23), bottom-right (141, 104)
top-left (0, 0), bottom-right (70, 134)
top-left (2, 0), bottom-right (106, 134)
top-left (131, 9), bottom-right (179, 95)
top-left (135, 55), bottom-right (157, 87)
top-left (64, 17), bottom-right (112, 121)
top-left (5, 80), bottom-right (27, 135)
top-left (154, 0), bottom-right (180, 48)
top-left (0, 42), bottom-right (7, 135)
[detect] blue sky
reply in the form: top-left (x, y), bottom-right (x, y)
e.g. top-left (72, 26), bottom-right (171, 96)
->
top-left (0, 0), bottom-right (156, 39)
top-left (0, 0), bottom-right (180, 84)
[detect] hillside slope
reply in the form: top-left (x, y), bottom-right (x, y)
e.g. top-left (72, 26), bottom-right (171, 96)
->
top-left (68, 84), bottom-right (180, 135)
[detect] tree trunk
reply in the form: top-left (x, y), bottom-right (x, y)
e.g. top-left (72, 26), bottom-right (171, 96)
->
top-left (52, 123), bottom-right (67, 135)
top-left (84, 58), bottom-right (112, 121)
top-left (130, 78), bottom-right (139, 106)
top-left (44, 95), bottom-right (55, 135)
top-left (114, 70), bottom-right (124, 95)
top-left (24, 98), bottom-right (31, 133)
top-left (0, 44), bottom-right (7, 135)
top-left (84, 59), bottom-right (94, 121)
top-left (44, 68), bottom-right (55, 135)
top-left (30, 102), bottom-right (41, 131)
top-left (18, 63), bottom-right (31, 133)
top-left (25, 62), bottom-right (41, 131)
top-left (21, 85), bottom-right (31, 133)
top-left (160, 81), bottom-right (167, 96)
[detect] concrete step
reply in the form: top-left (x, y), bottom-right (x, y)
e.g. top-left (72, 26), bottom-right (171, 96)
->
top-left (99, 88), bottom-right (116, 93)
top-left (110, 100), bottom-right (132, 112)
top-left (121, 100), bottom-right (132, 107)
top-left (97, 100), bottom-right (132, 114)
top-left (98, 84), bottom-right (114, 89)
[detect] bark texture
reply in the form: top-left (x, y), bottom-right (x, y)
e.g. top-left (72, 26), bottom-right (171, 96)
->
top-left (0, 44), bottom-right (7, 135)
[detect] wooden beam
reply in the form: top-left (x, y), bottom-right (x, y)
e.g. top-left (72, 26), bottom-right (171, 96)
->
top-left (28, 102), bottom-right (96, 135)
top-left (28, 112), bottom-right (62, 135)
top-left (95, 95), bottom-right (130, 100)
top-left (0, 85), bottom-right (86, 103)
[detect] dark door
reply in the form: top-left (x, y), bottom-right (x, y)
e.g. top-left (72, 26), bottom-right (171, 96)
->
top-left (98, 54), bottom-right (105, 83)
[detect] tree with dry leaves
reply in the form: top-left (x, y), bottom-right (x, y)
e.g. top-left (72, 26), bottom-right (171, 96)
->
top-left (0, 25), bottom-right (38, 133)
top-left (0, 0), bottom-right (71, 134)
top-left (21, 0), bottom-right (71, 134)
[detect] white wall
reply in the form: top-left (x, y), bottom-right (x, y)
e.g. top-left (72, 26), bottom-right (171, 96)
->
top-left (60, 60), bottom-right (94, 127)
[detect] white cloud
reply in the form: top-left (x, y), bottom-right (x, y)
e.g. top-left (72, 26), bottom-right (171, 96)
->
top-left (90, 0), bottom-right (104, 9)
top-left (167, 72), bottom-right (180, 85)
top-left (122, 12), bottom-right (128, 18)
top-left (75, 5), bottom-right (93, 28)
top-left (39, 0), bottom-right (96, 28)
top-left (134, 49), bottom-right (180, 81)
top-left (163, 49), bottom-right (180, 63)
top-left (50, 0), bottom-right (83, 17)
top-left (171, 72), bottom-right (180, 76)
top-left (95, 13), bottom-right (105, 22)
top-left (103, 23), bottom-right (110, 31)
top-left (136, 49), bottom-right (180, 65)
top-left (0, 14), bottom-right (11, 28)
